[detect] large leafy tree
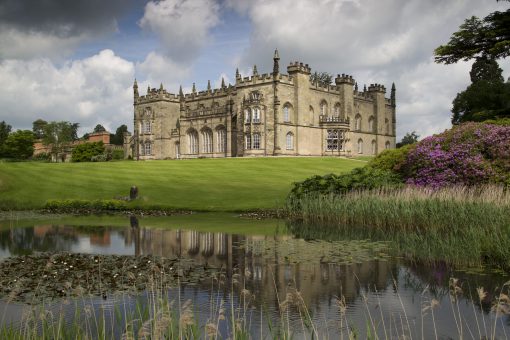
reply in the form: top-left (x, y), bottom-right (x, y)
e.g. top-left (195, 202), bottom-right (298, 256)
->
top-left (3, 130), bottom-right (35, 159)
top-left (451, 57), bottom-right (510, 124)
top-left (42, 121), bottom-right (79, 162)
top-left (396, 131), bottom-right (419, 148)
top-left (0, 121), bottom-right (12, 157)
top-left (434, 8), bottom-right (510, 64)
top-left (93, 124), bottom-right (106, 133)
top-left (32, 119), bottom-right (48, 139)
top-left (110, 124), bottom-right (128, 145)
top-left (310, 72), bottom-right (333, 87)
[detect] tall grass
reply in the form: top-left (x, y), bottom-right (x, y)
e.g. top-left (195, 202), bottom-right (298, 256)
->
top-left (285, 185), bottom-right (510, 269)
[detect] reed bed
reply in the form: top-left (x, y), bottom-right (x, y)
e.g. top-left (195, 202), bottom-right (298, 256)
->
top-left (285, 185), bottom-right (510, 269)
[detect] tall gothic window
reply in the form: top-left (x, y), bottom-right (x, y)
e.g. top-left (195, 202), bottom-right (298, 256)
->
top-left (245, 134), bottom-right (251, 150)
top-left (334, 103), bottom-right (341, 116)
top-left (320, 101), bottom-right (328, 116)
top-left (283, 105), bottom-right (290, 122)
top-left (286, 132), bottom-right (294, 150)
top-left (385, 141), bottom-right (391, 149)
top-left (142, 120), bottom-right (152, 134)
top-left (188, 130), bottom-right (198, 154)
top-left (202, 129), bottom-right (212, 153)
top-left (216, 127), bottom-right (226, 153)
top-left (355, 115), bottom-right (362, 131)
top-left (385, 118), bottom-right (390, 134)
top-left (144, 142), bottom-right (152, 155)
top-left (357, 139), bottom-right (363, 154)
top-left (326, 129), bottom-right (339, 151)
top-left (244, 109), bottom-right (251, 123)
top-left (253, 133), bottom-right (260, 149)
top-left (368, 116), bottom-right (375, 132)
top-left (252, 108), bottom-right (260, 123)
top-left (371, 140), bottom-right (376, 155)
top-left (139, 142), bottom-right (145, 156)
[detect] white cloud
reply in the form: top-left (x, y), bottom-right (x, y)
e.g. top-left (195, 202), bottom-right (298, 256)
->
top-left (139, 0), bottom-right (220, 63)
top-left (0, 50), bottom-right (134, 134)
top-left (136, 52), bottom-right (192, 93)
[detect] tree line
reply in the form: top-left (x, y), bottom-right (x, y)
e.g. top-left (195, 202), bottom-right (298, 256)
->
top-left (0, 120), bottom-right (128, 161)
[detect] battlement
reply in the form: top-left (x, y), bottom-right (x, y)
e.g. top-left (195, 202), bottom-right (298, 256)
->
top-left (136, 86), bottom-right (179, 103)
top-left (335, 74), bottom-right (355, 85)
top-left (236, 73), bottom-right (274, 87)
top-left (287, 61), bottom-right (311, 75)
top-left (368, 83), bottom-right (386, 93)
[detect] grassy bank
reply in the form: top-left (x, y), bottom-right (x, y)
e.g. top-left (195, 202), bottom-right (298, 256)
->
top-left (285, 186), bottom-right (510, 269)
top-left (0, 157), bottom-right (361, 211)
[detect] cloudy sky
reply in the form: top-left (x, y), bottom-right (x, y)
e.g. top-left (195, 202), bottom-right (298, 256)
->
top-left (0, 0), bottom-right (508, 139)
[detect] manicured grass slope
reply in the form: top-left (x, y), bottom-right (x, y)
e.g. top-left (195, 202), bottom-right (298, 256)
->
top-left (0, 157), bottom-right (361, 211)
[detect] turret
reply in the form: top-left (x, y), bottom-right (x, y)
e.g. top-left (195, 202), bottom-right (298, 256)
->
top-left (287, 61), bottom-right (311, 75)
top-left (179, 85), bottom-right (184, 110)
top-left (335, 74), bottom-right (355, 119)
top-left (133, 79), bottom-right (139, 100)
top-left (253, 65), bottom-right (258, 76)
top-left (192, 83), bottom-right (196, 95)
top-left (236, 68), bottom-right (240, 81)
top-left (221, 77), bottom-right (226, 89)
top-left (273, 49), bottom-right (280, 76)
top-left (207, 80), bottom-right (211, 93)
top-left (391, 83), bottom-right (396, 107)
top-left (159, 83), bottom-right (164, 92)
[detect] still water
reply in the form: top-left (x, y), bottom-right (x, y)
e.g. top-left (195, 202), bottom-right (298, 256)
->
top-left (0, 213), bottom-right (509, 339)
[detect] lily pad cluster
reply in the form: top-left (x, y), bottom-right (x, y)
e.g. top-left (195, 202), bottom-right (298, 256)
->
top-left (241, 238), bottom-right (391, 265)
top-left (0, 252), bottom-right (219, 303)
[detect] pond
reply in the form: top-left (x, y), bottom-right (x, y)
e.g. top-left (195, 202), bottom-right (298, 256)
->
top-left (0, 213), bottom-right (509, 339)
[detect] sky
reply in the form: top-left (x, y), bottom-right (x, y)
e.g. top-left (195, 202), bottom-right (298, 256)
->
top-left (0, 0), bottom-right (509, 140)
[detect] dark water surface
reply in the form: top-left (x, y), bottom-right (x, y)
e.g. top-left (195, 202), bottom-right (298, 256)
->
top-left (0, 213), bottom-right (509, 339)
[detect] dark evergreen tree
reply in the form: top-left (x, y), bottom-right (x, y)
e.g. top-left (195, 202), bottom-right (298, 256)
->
top-left (32, 119), bottom-right (48, 139)
top-left (396, 131), bottom-right (419, 148)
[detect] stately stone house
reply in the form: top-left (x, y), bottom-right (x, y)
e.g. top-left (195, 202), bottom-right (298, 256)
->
top-left (124, 50), bottom-right (396, 160)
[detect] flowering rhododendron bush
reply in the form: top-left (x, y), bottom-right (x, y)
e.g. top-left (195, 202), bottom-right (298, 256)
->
top-left (402, 122), bottom-right (510, 187)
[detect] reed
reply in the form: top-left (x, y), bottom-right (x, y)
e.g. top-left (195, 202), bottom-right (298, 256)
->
top-left (285, 185), bottom-right (510, 269)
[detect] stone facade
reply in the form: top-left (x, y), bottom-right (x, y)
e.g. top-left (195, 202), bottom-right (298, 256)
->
top-left (124, 50), bottom-right (396, 160)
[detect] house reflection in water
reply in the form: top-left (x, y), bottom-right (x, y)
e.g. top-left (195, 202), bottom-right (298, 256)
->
top-left (124, 226), bottom-right (398, 306)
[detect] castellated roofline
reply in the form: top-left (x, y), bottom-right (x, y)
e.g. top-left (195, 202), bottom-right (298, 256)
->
top-left (335, 74), bottom-right (355, 85)
top-left (287, 61), bottom-right (311, 75)
top-left (368, 83), bottom-right (386, 93)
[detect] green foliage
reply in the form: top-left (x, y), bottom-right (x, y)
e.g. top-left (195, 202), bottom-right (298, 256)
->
top-left (93, 124), bottom-right (106, 133)
top-left (32, 119), bottom-right (47, 139)
top-left (310, 71), bottom-right (333, 87)
top-left (111, 149), bottom-right (124, 160)
top-left (396, 131), bottom-right (419, 148)
top-left (451, 58), bottom-right (510, 124)
top-left (367, 144), bottom-right (414, 173)
top-left (111, 124), bottom-right (128, 145)
top-left (0, 121), bottom-right (12, 158)
top-left (45, 199), bottom-right (128, 212)
top-left (289, 166), bottom-right (403, 200)
top-left (434, 9), bottom-right (510, 64)
top-left (43, 121), bottom-right (80, 161)
top-left (71, 141), bottom-right (105, 162)
top-left (2, 130), bottom-right (35, 159)
top-left (483, 117), bottom-right (510, 126)
top-left (31, 152), bottom-right (51, 161)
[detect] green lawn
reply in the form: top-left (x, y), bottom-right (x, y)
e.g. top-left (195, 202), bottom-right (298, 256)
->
top-left (0, 157), bottom-right (363, 211)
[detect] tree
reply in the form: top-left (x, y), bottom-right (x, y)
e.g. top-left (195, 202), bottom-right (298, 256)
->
top-left (0, 121), bottom-right (12, 157)
top-left (3, 130), bottom-right (35, 159)
top-left (451, 58), bottom-right (510, 124)
top-left (434, 8), bottom-right (510, 64)
top-left (42, 121), bottom-right (79, 162)
top-left (110, 124), bottom-right (128, 145)
top-left (32, 119), bottom-right (48, 139)
top-left (93, 124), bottom-right (106, 133)
top-left (310, 72), bottom-right (333, 87)
top-left (72, 141), bottom-right (105, 162)
top-left (396, 131), bottom-right (419, 148)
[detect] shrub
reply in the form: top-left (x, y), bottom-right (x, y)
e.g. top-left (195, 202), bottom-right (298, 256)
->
top-left (401, 122), bottom-right (510, 187)
top-left (368, 144), bottom-right (414, 173)
top-left (111, 149), bottom-right (124, 160)
top-left (288, 166), bottom-right (403, 200)
top-left (45, 199), bottom-right (128, 212)
top-left (72, 142), bottom-right (105, 162)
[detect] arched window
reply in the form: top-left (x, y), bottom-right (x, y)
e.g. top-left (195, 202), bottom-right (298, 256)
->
top-left (283, 105), bottom-right (290, 122)
top-left (334, 103), bottom-right (341, 116)
top-left (245, 134), bottom-right (251, 149)
top-left (371, 140), bottom-right (376, 155)
top-left (253, 133), bottom-right (261, 149)
top-left (385, 141), bottom-right (391, 149)
top-left (385, 118), bottom-right (390, 134)
top-left (252, 108), bottom-right (260, 123)
top-left (355, 115), bottom-right (362, 131)
top-left (201, 128), bottom-right (212, 153)
top-left (368, 116), bottom-right (375, 132)
top-left (188, 129), bottom-right (198, 154)
top-left (244, 108), bottom-right (251, 123)
top-left (320, 101), bottom-right (328, 115)
top-left (286, 132), bottom-right (294, 150)
top-left (144, 142), bottom-right (152, 155)
top-left (175, 142), bottom-right (180, 159)
top-left (142, 120), bottom-right (151, 134)
top-left (216, 127), bottom-right (226, 153)
top-left (357, 138), bottom-right (363, 154)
